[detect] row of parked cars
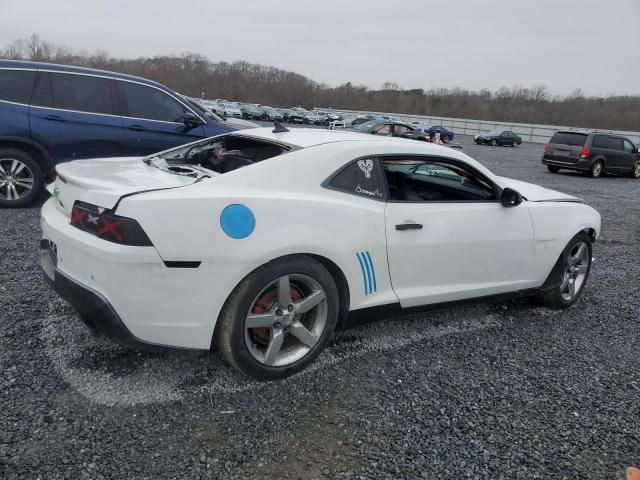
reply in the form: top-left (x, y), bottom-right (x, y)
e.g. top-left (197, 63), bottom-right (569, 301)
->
top-left (194, 99), bottom-right (341, 126)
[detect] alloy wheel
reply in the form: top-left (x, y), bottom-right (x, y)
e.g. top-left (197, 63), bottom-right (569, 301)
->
top-left (244, 274), bottom-right (328, 367)
top-left (0, 158), bottom-right (35, 201)
top-left (633, 163), bottom-right (640, 178)
top-left (560, 241), bottom-right (590, 301)
top-left (592, 161), bottom-right (603, 178)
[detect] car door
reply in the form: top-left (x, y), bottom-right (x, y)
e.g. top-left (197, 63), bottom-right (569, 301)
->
top-left (499, 131), bottom-right (511, 145)
top-left (115, 79), bottom-right (205, 156)
top-left (382, 156), bottom-right (536, 307)
top-left (605, 136), bottom-right (626, 169)
top-left (29, 71), bottom-right (126, 162)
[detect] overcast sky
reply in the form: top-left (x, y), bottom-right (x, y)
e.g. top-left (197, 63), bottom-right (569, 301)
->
top-left (1, 0), bottom-right (639, 96)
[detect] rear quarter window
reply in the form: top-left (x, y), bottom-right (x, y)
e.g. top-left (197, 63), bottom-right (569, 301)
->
top-left (550, 132), bottom-right (588, 147)
top-left (327, 159), bottom-right (386, 201)
top-left (0, 69), bottom-right (36, 104)
top-left (591, 135), bottom-right (609, 148)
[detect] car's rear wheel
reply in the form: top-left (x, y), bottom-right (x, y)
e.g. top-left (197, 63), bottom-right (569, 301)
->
top-left (0, 149), bottom-right (43, 208)
top-left (214, 255), bottom-right (339, 380)
top-left (547, 165), bottom-right (560, 173)
top-left (590, 160), bottom-right (604, 178)
top-left (536, 232), bottom-right (592, 309)
top-left (630, 162), bottom-right (640, 179)
top-left (491, 139), bottom-right (498, 146)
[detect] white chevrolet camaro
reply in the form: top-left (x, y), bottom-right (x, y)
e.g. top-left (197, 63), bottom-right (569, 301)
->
top-left (41, 127), bottom-right (601, 380)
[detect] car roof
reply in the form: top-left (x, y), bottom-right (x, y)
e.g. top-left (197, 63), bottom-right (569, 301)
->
top-left (0, 59), bottom-right (173, 91)
top-left (231, 127), bottom-right (438, 149)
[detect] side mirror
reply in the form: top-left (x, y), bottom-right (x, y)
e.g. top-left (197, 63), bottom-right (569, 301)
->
top-left (183, 112), bottom-right (204, 126)
top-left (501, 188), bottom-right (523, 207)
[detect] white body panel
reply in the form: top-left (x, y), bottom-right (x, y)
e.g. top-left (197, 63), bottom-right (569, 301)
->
top-left (42, 128), bottom-right (601, 349)
top-left (385, 201), bottom-right (536, 307)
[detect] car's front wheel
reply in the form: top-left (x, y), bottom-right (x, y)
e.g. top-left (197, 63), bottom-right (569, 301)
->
top-left (630, 161), bottom-right (640, 179)
top-left (0, 149), bottom-right (43, 208)
top-left (214, 255), bottom-right (339, 380)
top-left (537, 232), bottom-right (592, 309)
top-left (491, 139), bottom-right (498, 146)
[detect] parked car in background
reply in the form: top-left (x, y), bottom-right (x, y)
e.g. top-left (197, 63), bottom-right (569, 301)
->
top-left (203, 100), bottom-right (226, 117)
top-left (240, 103), bottom-right (265, 120)
top-left (261, 106), bottom-right (283, 122)
top-left (303, 111), bottom-right (323, 125)
top-left (412, 124), bottom-right (454, 143)
top-left (221, 102), bottom-right (243, 118)
top-left (287, 108), bottom-right (308, 124)
top-left (542, 131), bottom-right (640, 178)
top-left (41, 127), bottom-right (600, 380)
top-left (0, 60), bottom-right (236, 207)
top-left (329, 115), bottom-right (370, 130)
top-left (474, 130), bottom-right (522, 146)
top-left (276, 108), bottom-right (292, 122)
top-left (353, 120), bottom-right (428, 140)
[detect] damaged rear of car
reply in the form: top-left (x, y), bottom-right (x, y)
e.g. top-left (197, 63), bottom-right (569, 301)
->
top-left (41, 131), bottom-right (294, 349)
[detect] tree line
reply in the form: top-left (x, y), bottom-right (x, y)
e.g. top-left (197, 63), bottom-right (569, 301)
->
top-left (2, 35), bottom-right (638, 131)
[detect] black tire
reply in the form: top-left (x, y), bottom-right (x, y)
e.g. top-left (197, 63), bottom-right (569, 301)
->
top-left (630, 162), bottom-right (640, 179)
top-left (442, 135), bottom-right (451, 144)
top-left (491, 139), bottom-right (498, 146)
top-left (536, 232), bottom-right (592, 309)
top-left (590, 160), bottom-right (604, 178)
top-left (213, 255), bottom-right (339, 380)
top-left (547, 165), bottom-right (560, 173)
top-left (0, 148), bottom-right (43, 208)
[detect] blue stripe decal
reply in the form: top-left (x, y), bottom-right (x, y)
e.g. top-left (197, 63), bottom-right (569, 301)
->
top-left (356, 252), bottom-right (369, 295)
top-left (362, 251), bottom-right (373, 296)
top-left (365, 251), bottom-right (377, 293)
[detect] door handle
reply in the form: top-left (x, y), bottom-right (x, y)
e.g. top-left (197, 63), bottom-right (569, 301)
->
top-left (396, 223), bottom-right (423, 231)
top-left (127, 125), bottom-right (147, 131)
top-left (44, 114), bottom-right (66, 122)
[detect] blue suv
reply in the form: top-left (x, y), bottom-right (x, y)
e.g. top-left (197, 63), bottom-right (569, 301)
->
top-left (0, 60), bottom-right (237, 206)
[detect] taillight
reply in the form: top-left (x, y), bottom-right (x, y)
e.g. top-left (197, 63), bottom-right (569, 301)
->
top-left (543, 144), bottom-right (550, 153)
top-left (70, 201), bottom-right (152, 246)
top-left (580, 147), bottom-right (591, 159)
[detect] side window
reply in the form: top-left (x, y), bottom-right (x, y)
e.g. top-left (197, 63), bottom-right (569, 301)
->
top-left (327, 158), bottom-right (385, 200)
top-left (501, 131), bottom-right (509, 137)
top-left (393, 125), bottom-right (411, 134)
top-left (374, 124), bottom-right (392, 134)
top-left (591, 135), bottom-right (608, 148)
top-left (623, 140), bottom-right (635, 153)
top-left (0, 69), bottom-right (36, 104)
top-left (382, 159), bottom-right (496, 202)
top-left (32, 72), bottom-right (114, 115)
top-left (117, 81), bottom-right (186, 122)
top-left (607, 137), bottom-right (624, 151)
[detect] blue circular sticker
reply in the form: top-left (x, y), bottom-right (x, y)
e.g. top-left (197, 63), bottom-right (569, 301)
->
top-left (220, 204), bottom-right (255, 239)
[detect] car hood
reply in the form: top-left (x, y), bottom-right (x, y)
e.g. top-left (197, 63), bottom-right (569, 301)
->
top-left (498, 177), bottom-right (581, 202)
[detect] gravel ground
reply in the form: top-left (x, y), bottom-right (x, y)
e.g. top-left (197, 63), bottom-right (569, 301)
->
top-left (1, 133), bottom-right (639, 479)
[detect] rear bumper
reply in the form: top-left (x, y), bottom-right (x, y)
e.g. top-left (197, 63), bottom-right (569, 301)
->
top-left (41, 242), bottom-right (153, 349)
top-left (542, 156), bottom-right (592, 171)
top-left (39, 198), bottom-right (219, 350)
